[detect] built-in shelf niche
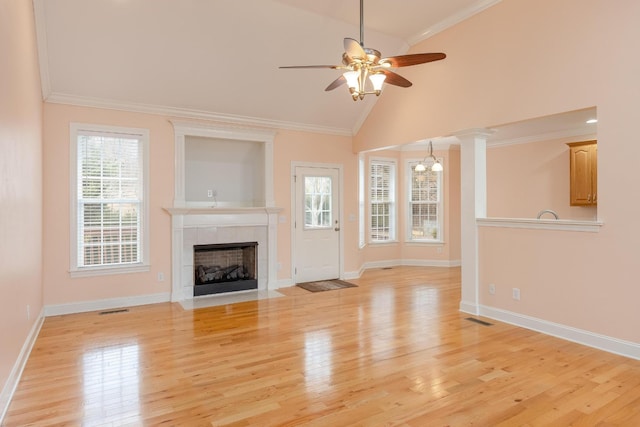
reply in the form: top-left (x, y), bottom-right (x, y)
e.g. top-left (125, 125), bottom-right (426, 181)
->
top-left (171, 121), bottom-right (275, 208)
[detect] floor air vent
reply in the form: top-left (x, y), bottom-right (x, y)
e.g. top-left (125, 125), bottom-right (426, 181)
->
top-left (99, 308), bottom-right (129, 315)
top-left (465, 317), bottom-right (493, 326)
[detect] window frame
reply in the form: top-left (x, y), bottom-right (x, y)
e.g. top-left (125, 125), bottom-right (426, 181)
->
top-left (358, 153), bottom-right (365, 248)
top-left (69, 123), bottom-right (150, 277)
top-left (303, 174), bottom-right (333, 230)
top-left (405, 158), bottom-right (444, 244)
top-left (369, 158), bottom-right (397, 244)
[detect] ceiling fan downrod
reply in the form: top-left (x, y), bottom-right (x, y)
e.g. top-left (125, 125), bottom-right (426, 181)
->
top-left (359, 0), bottom-right (364, 47)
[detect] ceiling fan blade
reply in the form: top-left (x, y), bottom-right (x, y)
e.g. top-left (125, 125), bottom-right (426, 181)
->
top-left (382, 70), bottom-right (412, 88)
top-left (325, 75), bottom-right (346, 92)
top-left (344, 37), bottom-right (366, 60)
top-left (279, 65), bottom-right (341, 69)
top-left (381, 52), bottom-right (446, 68)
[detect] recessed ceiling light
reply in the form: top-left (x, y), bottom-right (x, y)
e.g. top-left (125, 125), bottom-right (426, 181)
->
top-left (586, 119), bottom-right (598, 124)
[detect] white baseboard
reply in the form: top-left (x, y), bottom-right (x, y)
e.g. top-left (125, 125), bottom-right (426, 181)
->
top-left (344, 266), bottom-right (365, 280)
top-left (459, 300), bottom-right (479, 315)
top-left (475, 305), bottom-right (640, 360)
top-left (0, 308), bottom-right (45, 424)
top-left (44, 292), bottom-right (171, 317)
top-left (401, 258), bottom-right (461, 267)
top-left (362, 259), bottom-right (461, 271)
top-left (274, 278), bottom-right (294, 289)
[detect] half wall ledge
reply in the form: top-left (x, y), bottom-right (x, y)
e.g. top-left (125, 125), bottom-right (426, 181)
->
top-left (477, 217), bottom-right (603, 233)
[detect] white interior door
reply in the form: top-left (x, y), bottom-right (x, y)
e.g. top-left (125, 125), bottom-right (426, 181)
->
top-left (294, 166), bottom-right (340, 283)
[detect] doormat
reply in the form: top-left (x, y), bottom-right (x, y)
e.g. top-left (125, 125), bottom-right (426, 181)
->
top-left (296, 279), bottom-right (358, 293)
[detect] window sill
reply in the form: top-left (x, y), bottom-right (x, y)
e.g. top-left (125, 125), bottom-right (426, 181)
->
top-left (70, 263), bottom-right (150, 278)
top-left (369, 240), bottom-right (399, 246)
top-left (404, 240), bottom-right (444, 246)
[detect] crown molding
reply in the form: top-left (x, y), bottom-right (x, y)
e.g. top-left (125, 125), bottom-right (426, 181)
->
top-left (32, 0), bottom-right (51, 99)
top-left (408, 0), bottom-right (502, 46)
top-left (487, 127), bottom-right (596, 148)
top-left (44, 92), bottom-right (354, 137)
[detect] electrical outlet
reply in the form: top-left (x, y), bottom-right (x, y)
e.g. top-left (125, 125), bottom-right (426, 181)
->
top-left (437, 247), bottom-right (443, 254)
top-left (489, 284), bottom-right (496, 295)
top-left (207, 189), bottom-right (213, 198)
top-left (158, 272), bottom-right (165, 282)
top-left (512, 287), bottom-right (521, 300)
top-left (26, 305), bottom-right (30, 320)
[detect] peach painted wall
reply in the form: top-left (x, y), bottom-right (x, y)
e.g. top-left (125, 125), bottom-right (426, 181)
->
top-left (0, 0), bottom-right (43, 399)
top-left (272, 130), bottom-right (359, 279)
top-left (447, 148), bottom-right (461, 261)
top-left (354, 0), bottom-right (640, 343)
top-left (487, 135), bottom-right (598, 220)
top-left (42, 104), bottom-right (359, 299)
top-left (359, 147), bottom-right (461, 266)
top-left (42, 104), bottom-right (175, 305)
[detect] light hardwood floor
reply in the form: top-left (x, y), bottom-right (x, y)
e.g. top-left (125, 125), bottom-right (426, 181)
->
top-left (4, 266), bottom-right (640, 426)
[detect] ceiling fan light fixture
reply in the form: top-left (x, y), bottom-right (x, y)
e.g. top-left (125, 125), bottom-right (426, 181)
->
top-left (344, 70), bottom-right (360, 90)
top-left (369, 73), bottom-right (386, 94)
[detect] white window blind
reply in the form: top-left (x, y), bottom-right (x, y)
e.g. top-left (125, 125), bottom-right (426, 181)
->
top-left (70, 124), bottom-right (149, 275)
top-left (408, 160), bottom-right (442, 241)
top-left (370, 160), bottom-right (396, 242)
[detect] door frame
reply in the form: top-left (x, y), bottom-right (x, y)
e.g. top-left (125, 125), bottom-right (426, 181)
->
top-left (290, 161), bottom-right (344, 283)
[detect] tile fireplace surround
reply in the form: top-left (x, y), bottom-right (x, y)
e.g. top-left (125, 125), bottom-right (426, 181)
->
top-left (165, 207), bottom-right (281, 302)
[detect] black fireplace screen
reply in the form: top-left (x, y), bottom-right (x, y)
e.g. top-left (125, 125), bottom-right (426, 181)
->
top-left (193, 242), bottom-right (258, 296)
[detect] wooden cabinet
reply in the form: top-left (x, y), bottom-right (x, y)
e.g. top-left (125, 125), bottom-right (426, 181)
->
top-left (567, 140), bottom-right (597, 206)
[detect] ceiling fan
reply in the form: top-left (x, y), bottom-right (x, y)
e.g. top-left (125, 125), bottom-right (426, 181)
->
top-left (279, 0), bottom-right (446, 101)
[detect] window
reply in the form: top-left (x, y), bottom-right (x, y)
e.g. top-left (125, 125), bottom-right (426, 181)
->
top-left (370, 159), bottom-right (396, 242)
top-left (70, 123), bottom-right (149, 276)
top-left (304, 176), bottom-right (332, 228)
top-left (407, 159), bottom-right (442, 242)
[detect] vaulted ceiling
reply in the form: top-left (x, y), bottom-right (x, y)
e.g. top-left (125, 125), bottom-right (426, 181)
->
top-left (34, 0), bottom-right (500, 135)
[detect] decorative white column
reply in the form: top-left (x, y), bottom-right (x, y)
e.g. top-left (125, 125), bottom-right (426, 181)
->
top-left (456, 129), bottom-right (493, 315)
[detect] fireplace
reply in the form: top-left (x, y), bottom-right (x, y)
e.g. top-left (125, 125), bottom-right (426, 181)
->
top-left (193, 242), bottom-right (258, 296)
top-left (167, 121), bottom-right (281, 303)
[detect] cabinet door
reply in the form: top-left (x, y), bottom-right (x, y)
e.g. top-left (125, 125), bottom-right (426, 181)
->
top-left (568, 142), bottom-right (596, 206)
top-left (591, 144), bottom-right (597, 204)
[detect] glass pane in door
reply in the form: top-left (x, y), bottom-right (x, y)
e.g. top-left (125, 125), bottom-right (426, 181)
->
top-left (304, 176), bottom-right (332, 229)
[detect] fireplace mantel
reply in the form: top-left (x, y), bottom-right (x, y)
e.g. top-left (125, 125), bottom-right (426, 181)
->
top-left (166, 206), bottom-right (283, 302)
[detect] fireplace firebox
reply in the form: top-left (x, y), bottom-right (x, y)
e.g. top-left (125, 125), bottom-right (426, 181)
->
top-left (193, 242), bottom-right (258, 296)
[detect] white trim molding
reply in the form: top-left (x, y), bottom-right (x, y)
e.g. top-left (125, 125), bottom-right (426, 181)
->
top-left (0, 308), bottom-right (45, 423)
top-left (32, 0), bottom-right (51, 99)
top-left (362, 259), bottom-right (461, 271)
top-left (408, 0), bottom-right (502, 45)
top-left (477, 217), bottom-right (604, 232)
top-left (44, 293), bottom-right (170, 317)
top-left (47, 93), bottom-right (352, 137)
top-left (474, 305), bottom-right (640, 361)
